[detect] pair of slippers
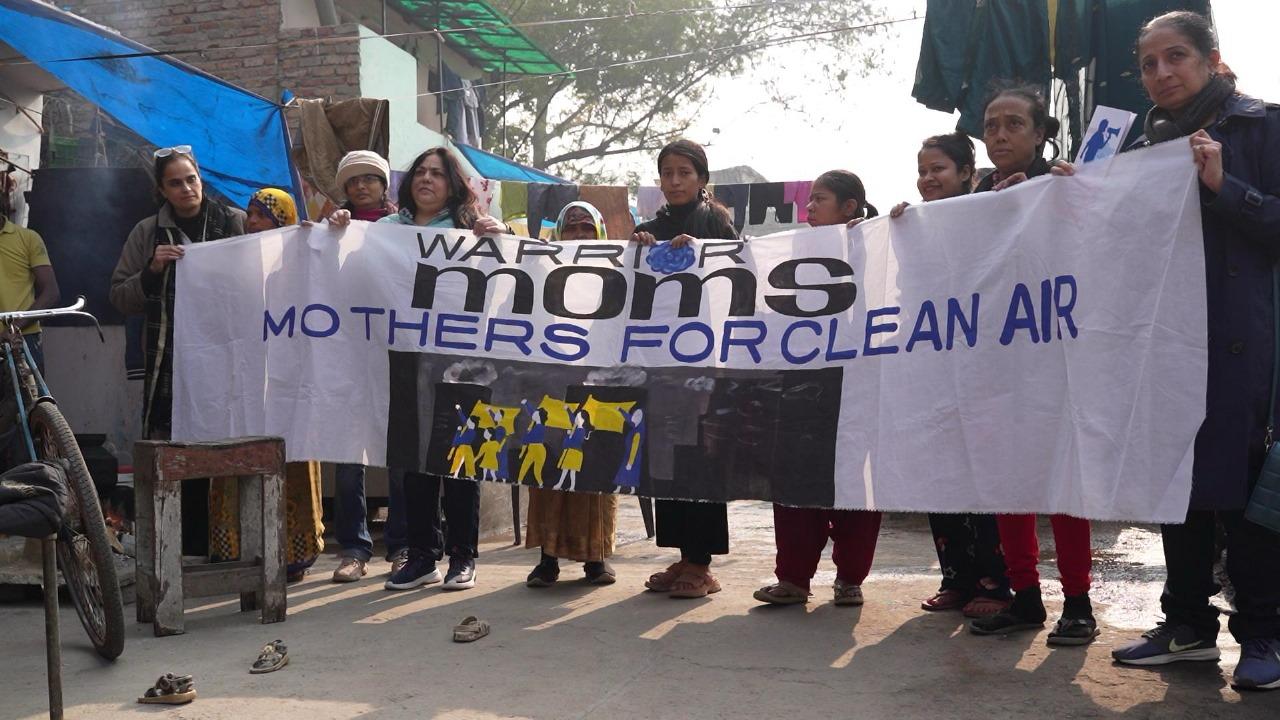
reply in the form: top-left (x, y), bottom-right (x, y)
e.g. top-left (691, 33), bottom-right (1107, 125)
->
top-left (136, 640), bottom-right (289, 706)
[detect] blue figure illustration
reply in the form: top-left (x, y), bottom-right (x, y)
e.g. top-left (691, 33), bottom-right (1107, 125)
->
top-left (1082, 118), bottom-right (1122, 163)
top-left (613, 407), bottom-right (646, 495)
top-left (517, 399), bottom-right (549, 487)
top-left (645, 241), bottom-right (696, 274)
top-left (485, 408), bottom-right (512, 482)
top-left (447, 404), bottom-right (478, 479)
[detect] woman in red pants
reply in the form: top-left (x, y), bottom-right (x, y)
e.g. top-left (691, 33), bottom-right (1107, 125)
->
top-left (961, 83), bottom-right (1096, 645)
top-left (753, 170), bottom-right (882, 607)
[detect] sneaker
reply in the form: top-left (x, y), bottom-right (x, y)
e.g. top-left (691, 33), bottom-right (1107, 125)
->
top-left (970, 587), bottom-right (1047, 636)
top-left (332, 557), bottom-right (367, 583)
top-left (1112, 622), bottom-right (1220, 665)
top-left (387, 547), bottom-right (410, 577)
top-left (443, 555), bottom-right (477, 591)
top-left (383, 551), bottom-right (442, 591)
top-left (1047, 594), bottom-right (1099, 646)
top-left (526, 560), bottom-right (560, 588)
top-left (1231, 638), bottom-right (1280, 690)
top-left (833, 579), bottom-right (864, 607)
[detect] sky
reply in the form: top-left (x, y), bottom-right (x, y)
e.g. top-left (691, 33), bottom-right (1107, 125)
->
top-left (605, 0), bottom-right (1280, 213)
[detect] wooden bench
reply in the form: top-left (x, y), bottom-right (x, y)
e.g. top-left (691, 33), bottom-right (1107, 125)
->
top-left (133, 437), bottom-right (286, 636)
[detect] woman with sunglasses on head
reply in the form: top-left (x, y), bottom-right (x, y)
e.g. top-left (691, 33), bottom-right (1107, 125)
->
top-left (110, 145), bottom-right (245, 555)
top-left (380, 147), bottom-right (505, 593)
top-left (753, 170), bottom-right (882, 608)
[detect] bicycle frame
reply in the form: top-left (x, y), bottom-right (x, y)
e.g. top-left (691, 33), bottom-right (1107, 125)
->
top-left (0, 297), bottom-right (103, 461)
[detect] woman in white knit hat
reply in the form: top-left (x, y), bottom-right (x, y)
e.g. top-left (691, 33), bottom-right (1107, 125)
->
top-left (328, 150), bottom-right (397, 226)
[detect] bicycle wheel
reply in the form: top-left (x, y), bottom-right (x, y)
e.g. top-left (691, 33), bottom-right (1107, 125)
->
top-left (30, 401), bottom-right (125, 660)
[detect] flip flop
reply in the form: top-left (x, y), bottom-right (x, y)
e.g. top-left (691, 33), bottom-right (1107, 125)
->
top-left (250, 639), bottom-right (289, 674)
top-left (453, 616), bottom-right (490, 643)
top-left (137, 673), bottom-right (196, 705)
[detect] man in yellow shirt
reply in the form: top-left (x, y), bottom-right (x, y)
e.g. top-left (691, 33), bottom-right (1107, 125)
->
top-left (0, 217), bottom-right (60, 370)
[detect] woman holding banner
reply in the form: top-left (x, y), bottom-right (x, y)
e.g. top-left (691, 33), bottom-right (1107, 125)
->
top-left (1109, 11), bottom-right (1280, 690)
top-left (753, 170), bottom-right (882, 608)
top-left (631, 139), bottom-right (737, 599)
top-left (961, 84), bottom-right (1099, 646)
top-left (878, 133), bottom-right (1016, 618)
top-left (525, 202), bottom-right (622, 588)
top-left (109, 146), bottom-right (245, 557)
top-left (381, 147), bottom-right (504, 593)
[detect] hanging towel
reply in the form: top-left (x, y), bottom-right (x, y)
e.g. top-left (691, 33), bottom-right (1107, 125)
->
top-left (578, 185), bottom-right (634, 240)
top-left (636, 186), bottom-right (664, 221)
top-left (783, 180), bottom-right (813, 224)
top-left (711, 184), bottom-right (750, 232)
top-left (499, 181), bottom-right (528, 223)
top-left (527, 183), bottom-right (580, 239)
top-left (469, 176), bottom-right (498, 218)
top-left (748, 182), bottom-right (789, 225)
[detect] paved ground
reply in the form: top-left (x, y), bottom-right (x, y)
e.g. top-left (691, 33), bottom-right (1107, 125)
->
top-left (3, 502), bottom-right (1277, 719)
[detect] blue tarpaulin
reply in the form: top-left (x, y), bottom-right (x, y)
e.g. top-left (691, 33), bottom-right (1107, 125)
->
top-left (0, 0), bottom-right (300, 208)
top-left (454, 141), bottom-right (568, 183)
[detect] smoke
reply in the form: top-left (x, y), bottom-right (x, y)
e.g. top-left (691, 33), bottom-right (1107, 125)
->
top-left (442, 359), bottom-right (498, 386)
top-left (585, 365), bottom-right (648, 387)
top-left (683, 376), bottom-right (716, 393)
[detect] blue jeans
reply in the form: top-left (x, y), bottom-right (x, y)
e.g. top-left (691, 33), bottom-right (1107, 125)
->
top-left (334, 463), bottom-right (407, 561)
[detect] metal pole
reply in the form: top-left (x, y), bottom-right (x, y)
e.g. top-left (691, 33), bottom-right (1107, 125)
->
top-left (43, 536), bottom-right (63, 720)
top-left (436, 0), bottom-right (445, 134)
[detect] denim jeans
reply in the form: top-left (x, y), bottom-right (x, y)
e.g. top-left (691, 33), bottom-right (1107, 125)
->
top-left (333, 463), bottom-right (407, 561)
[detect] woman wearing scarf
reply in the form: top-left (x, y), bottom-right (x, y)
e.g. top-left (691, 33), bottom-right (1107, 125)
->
top-left (110, 146), bottom-right (245, 556)
top-left (205, 188), bottom-right (325, 582)
top-left (1109, 12), bottom-right (1280, 690)
top-left (631, 139), bottom-right (737, 599)
top-left (524, 202), bottom-right (622, 587)
top-left (327, 150), bottom-right (398, 225)
top-left (382, 147), bottom-right (506, 593)
top-left (963, 85), bottom-right (1099, 647)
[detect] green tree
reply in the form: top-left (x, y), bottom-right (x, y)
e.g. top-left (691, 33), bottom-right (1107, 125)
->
top-left (484, 0), bottom-right (886, 182)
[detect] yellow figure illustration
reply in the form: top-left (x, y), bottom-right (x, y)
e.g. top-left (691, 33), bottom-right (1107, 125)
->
top-left (516, 398), bottom-right (550, 487)
top-left (447, 403), bottom-right (479, 479)
top-left (553, 406), bottom-right (593, 492)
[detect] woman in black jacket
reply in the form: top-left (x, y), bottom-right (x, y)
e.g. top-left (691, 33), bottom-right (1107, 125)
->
top-left (1109, 11), bottom-right (1280, 690)
top-left (631, 139), bottom-right (737, 598)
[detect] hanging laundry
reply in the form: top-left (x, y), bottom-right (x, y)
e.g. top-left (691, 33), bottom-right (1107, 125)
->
top-left (578, 185), bottom-right (634, 240)
top-left (499, 181), bottom-right (528, 223)
top-left (527, 183), bottom-right (579, 239)
top-left (783, 180), bottom-right (813, 224)
top-left (711, 184), bottom-right (750, 232)
top-left (469, 176), bottom-right (498, 218)
top-left (636, 186), bottom-right (664, 220)
top-left (748, 182), bottom-right (789, 225)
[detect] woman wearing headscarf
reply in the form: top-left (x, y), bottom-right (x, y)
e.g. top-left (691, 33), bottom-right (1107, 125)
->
top-left (631, 139), bottom-right (737, 599)
top-left (110, 146), bottom-right (245, 555)
top-left (525, 202), bottom-right (621, 587)
top-left (206, 188), bottom-right (325, 582)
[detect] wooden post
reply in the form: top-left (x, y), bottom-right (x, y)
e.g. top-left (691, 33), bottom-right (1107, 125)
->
top-left (42, 536), bottom-right (62, 720)
top-left (260, 470), bottom-right (287, 624)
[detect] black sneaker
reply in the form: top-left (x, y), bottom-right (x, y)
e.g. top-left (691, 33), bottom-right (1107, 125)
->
top-left (383, 551), bottom-right (442, 591)
top-left (970, 587), bottom-right (1047, 636)
top-left (526, 559), bottom-right (560, 588)
top-left (443, 555), bottom-right (477, 591)
top-left (1047, 594), bottom-right (1100, 646)
top-left (1112, 622), bottom-right (1221, 665)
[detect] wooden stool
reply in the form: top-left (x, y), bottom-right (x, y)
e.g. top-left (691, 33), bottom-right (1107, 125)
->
top-left (133, 437), bottom-right (286, 636)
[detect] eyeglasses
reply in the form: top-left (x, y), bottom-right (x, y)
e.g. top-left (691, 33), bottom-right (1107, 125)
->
top-left (347, 174), bottom-right (384, 186)
top-left (153, 145), bottom-right (193, 159)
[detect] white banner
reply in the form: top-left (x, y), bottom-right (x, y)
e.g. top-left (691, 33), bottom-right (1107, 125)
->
top-left (174, 140), bottom-right (1206, 521)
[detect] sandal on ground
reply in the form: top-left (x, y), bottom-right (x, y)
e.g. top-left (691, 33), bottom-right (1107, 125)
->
top-left (584, 561), bottom-right (616, 585)
top-left (833, 579), bottom-right (864, 607)
top-left (962, 596), bottom-right (1012, 618)
top-left (250, 639), bottom-right (289, 674)
top-left (452, 616), bottom-right (490, 643)
top-left (137, 673), bottom-right (196, 705)
top-left (1047, 616), bottom-right (1100, 646)
top-left (644, 561), bottom-right (686, 592)
top-left (754, 580), bottom-right (810, 605)
top-left (668, 570), bottom-right (721, 599)
top-left (921, 589), bottom-right (968, 612)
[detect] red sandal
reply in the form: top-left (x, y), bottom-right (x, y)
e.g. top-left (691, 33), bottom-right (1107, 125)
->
top-left (921, 589), bottom-right (967, 612)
